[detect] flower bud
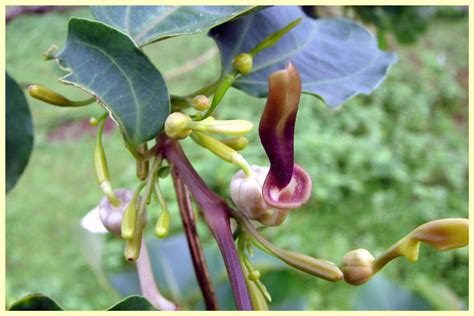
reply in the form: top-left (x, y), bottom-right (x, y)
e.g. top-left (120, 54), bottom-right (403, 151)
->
top-left (188, 116), bottom-right (253, 136)
top-left (232, 53), bottom-right (253, 75)
top-left (89, 116), bottom-right (99, 126)
top-left (28, 84), bottom-right (95, 107)
top-left (94, 119), bottom-right (120, 207)
top-left (248, 269), bottom-right (261, 281)
top-left (341, 248), bottom-right (374, 285)
top-left (220, 136), bottom-right (249, 151)
top-left (28, 85), bottom-right (73, 106)
top-left (190, 95), bottom-right (210, 111)
top-left (98, 188), bottom-right (146, 238)
top-left (230, 166), bottom-right (282, 220)
top-left (155, 209), bottom-right (170, 238)
top-left (164, 112), bottom-right (192, 139)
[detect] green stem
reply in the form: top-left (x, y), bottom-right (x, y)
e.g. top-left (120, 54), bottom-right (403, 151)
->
top-left (235, 211), bottom-right (343, 282)
top-left (201, 70), bottom-right (239, 120)
top-left (170, 80), bottom-right (220, 111)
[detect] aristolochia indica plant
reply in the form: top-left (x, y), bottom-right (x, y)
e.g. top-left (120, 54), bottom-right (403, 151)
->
top-left (6, 5), bottom-right (468, 311)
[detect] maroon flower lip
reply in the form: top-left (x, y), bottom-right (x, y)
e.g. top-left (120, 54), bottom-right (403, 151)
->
top-left (258, 62), bottom-right (312, 209)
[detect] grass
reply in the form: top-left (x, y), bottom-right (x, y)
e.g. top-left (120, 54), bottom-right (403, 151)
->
top-left (6, 7), bottom-right (468, 310)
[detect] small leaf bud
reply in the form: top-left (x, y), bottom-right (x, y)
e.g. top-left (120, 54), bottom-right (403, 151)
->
top-left (89, 116), bottom-right (99, 126)
top-left (232, 53), bottom-right (253, 75)
top-left (190, 95), bottom-right (210, 111)
top-left (248, 269), bottom-right (261, 281)
top-left (341, 248), bottom-right (374, 285)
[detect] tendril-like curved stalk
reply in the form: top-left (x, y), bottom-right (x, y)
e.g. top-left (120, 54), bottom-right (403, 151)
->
top-left (234, 210), bottom-right (343, 282)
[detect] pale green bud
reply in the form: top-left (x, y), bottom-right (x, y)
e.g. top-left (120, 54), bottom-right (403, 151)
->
top-left (190, 95), bottom-right (210, 111)
top-left (232, 53), bottom-right (253, 75)
top-left (164, 112), bottom-right (192, 139)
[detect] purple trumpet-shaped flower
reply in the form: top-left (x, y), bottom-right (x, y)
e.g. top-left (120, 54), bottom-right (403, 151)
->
top-left (259, 62), bottom-right (312, 209)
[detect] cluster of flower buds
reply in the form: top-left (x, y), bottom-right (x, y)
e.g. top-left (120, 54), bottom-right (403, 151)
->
top-left (164, 105), bottom-right (255, 177)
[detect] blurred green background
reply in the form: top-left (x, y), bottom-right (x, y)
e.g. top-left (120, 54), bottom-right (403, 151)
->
top-left (6, 6), bottom-right (468, 310)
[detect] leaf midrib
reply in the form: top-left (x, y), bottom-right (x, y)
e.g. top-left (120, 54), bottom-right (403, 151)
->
top-left (75, 38), bottom-right (141, 143)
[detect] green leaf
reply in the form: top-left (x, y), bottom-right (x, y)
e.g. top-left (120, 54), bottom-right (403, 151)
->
top-left (107, 295), bottom-right (157, 310)
top-left (209, 6), bottom-right (397, 107)
top-left (6, 72), bottom-right (33, 193)
top-left (9, 294), bottom-right (64, 310)
top-left (91, 6), bottom-right (255, 47)
top-left (8, 293), bottom-right (156, 311)
top-left (55, 18), bottom-right (169, 146)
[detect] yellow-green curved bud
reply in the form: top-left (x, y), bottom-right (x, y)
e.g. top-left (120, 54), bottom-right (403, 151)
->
top-left (188, 116), bottom-right (253, 136)
top-left (164, 112), bottom-right (193, 139)
top-left (232, 53), bottom-right (253, 75)
top-left (190, 95), bottom-right (210, 111)
top-left (28, 85), bottom-right (95, 107)
top-left (191, 131), bottom-right (254, 177)
top-left (124, 227), bottom-right (144, 261)
top-left (220, 136), bottom-right (249, 151)
top-left (121, 183), bottom-right (146, 240)
top-left (341, 248), bottom-right (374, 285)
top-left (155, 209), bottom-right (170, 238)
top-left (94, 141), bottom-right (120, 207)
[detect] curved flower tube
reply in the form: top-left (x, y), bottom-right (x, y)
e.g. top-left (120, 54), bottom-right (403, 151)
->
top-left (258, 62), bottom-right (312, 209)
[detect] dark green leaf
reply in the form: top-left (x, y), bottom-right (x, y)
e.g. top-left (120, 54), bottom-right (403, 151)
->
top-left (6, 72), bottom-right (33, 193)
top-left (55, 18), bottom-right (169, 146)
top-left (91, 6), bottom-right (255, 47)
top-left (209, 6), bottom-right (397, 107)
top-left (354, 275), bottom-right (432, 310)
top-left (107, 295), bottom-right (157, 310)
top-left (9, 294), bottom-right (64, 310)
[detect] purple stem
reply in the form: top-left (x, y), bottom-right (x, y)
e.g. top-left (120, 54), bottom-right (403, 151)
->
top-left (171, 169), bottom-right (219, 310)
top-left (161, 137), bottom-right (252, 310)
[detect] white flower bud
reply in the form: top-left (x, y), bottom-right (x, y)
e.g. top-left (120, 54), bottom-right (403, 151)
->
top-left (230, 165), bottom-right (286, 225)
top-left (341, 248), bottom-right (374, 285)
